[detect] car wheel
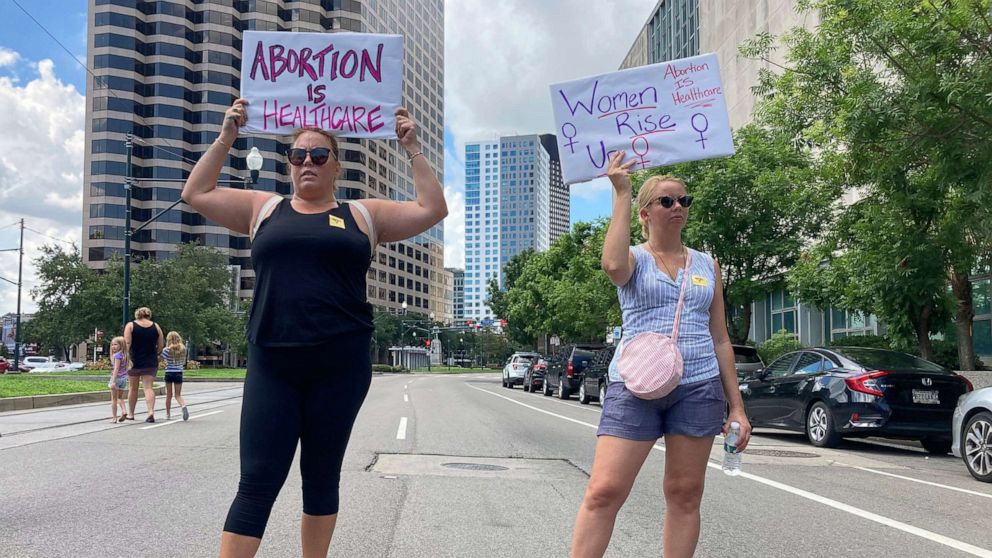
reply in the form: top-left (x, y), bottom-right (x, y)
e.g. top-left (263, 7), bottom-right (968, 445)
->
top-left (599, 383), bottom-right (607, 405)
top-left (963, 411), bottom-right (992, 482)
top-left (806, 402), bottom-right (841, 448)
top-left (523, 377), bottom-right (530, 392)
top-left (558, 381), bottom-right (570, 400)
top-left (578, 382), bottom-right (590, 405)
top-left (501, 375), bottom-right (507, 388)
top-left (543, 378), bottom-right (553, 396)
top-left (507, 379), bottom-right (513, 389)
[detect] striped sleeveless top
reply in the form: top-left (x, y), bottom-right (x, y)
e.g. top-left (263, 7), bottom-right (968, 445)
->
top-left (608, 245), bottom-right (720, 385)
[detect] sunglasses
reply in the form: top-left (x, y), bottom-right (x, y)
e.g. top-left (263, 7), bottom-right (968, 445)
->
top-left (287, 147), bottom-right (334, 166)
top-left (652, 195), bottom-right (693, 208)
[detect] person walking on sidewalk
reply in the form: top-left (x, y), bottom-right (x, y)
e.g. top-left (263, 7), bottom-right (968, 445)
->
top-left (124, 307), bottom-right (164, 423)
top-left (162, 331), bottom-right (189, 421)
top-left (570, 153), bottom-right (753, 558)
top-left (108, 336), bottom-right (129, 423)
top-left (183, 98), bottom-right (447, 558)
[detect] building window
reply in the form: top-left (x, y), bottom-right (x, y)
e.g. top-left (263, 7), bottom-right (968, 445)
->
top-left (829, 308), bottom-right (877, 341)
top-left (768, 288), bottom-right (797, 336)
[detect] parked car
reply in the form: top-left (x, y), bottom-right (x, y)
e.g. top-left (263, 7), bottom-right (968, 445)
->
top-left (739, 347), bottom-right (972, 453)
top-left (30, 362), bottom-right (74, 373)
top-left (19, 356), bottom-right (55, 372)
top-left (952, 386), bottom-right (992, 482)
top-left (522, 358), bottom-right (547, 392)
top-left (502, 352), bottom-right (540, 389)
top-left (579, 346), bottom-right (616, 405)
top-left (58, 361), bottom-right (85, 371)
top-left (733, 344), bottom-right (764, 380)
top-left (543, 343), bottom-right (604, 399)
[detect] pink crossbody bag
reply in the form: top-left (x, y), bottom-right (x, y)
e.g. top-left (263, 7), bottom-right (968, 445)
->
top-left (617, 250), bottom-right (692, 400)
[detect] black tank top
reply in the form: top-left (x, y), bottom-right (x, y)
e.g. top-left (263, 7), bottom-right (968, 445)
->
top-left (130, 321), bottom-right (159, 369)
top-left (247, 200), bottom-right (374, 346)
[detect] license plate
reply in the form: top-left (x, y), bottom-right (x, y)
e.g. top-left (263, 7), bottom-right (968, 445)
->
top-left (912, 389), bottom-right (940, 405)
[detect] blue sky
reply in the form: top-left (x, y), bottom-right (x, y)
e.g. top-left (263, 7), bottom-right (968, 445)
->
top-left (0, 1), bottom-right (647, 314)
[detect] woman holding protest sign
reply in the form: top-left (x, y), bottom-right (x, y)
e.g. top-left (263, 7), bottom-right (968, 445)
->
top-left (182, 97), bottom-right (446, 557)
top-left (569, 152), bottom-right (751, 558)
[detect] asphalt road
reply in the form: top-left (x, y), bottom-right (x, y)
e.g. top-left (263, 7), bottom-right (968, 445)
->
top-left (0, 374), bottom-right (990, 557)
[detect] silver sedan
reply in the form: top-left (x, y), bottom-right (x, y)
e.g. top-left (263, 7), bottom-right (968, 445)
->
top-left (952, 385), bottom-right (992, 483)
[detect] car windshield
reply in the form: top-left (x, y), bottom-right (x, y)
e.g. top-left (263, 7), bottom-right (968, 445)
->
top-left (831, 347), bottom-right (945, 372)
top-left (512, 356), bottom-right (534, 365)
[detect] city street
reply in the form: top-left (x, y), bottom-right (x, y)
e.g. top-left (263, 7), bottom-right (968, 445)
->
top-left (1, 374), bottom-right (991, 557)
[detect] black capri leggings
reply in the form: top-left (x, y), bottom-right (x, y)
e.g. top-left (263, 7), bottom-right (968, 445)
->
top-left (223, 334), bottom-right (372, 538)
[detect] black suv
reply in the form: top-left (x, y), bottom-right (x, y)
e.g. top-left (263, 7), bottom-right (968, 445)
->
top-left (579, 346), bottom-right (616, 405)
top-left (543, 343), bottom-right (604, 399)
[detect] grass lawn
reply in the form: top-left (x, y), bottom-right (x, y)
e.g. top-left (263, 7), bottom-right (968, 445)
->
top-left (41, 368), bottom-right (247, 379)
top-left (0, 376), bottom-right (108, 398)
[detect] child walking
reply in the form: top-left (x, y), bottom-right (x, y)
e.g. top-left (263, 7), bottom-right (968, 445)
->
top-left (162, 331), bottom-right (189, 421)
top-left (108, 337), bottom-right (129, 423)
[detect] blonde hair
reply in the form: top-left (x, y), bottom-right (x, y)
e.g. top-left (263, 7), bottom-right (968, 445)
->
top-left (110, 336), bottom-right (130, 370)
top-left (165, 331), bottom-right (186, 359)
top-left (134, 307), bottom-right (152, 320)
top-left (636, 175), bottom-right (688, 240)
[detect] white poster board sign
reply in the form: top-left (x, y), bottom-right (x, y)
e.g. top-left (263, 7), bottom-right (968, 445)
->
top-left (239, 31), bottom-right (403, 138)
top-left (549, 53), bottom-right (735, 184)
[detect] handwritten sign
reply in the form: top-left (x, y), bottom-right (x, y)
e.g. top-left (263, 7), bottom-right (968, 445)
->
top-left (549, 53), bottom-right (734, 184)
top-left (239, 31), bottom-right (403, 138)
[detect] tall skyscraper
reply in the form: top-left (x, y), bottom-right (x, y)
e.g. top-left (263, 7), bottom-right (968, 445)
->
top-left (446, 267), bottom-right (464, 321)
top-left (83, 0), bottom-right (447, 320)
top-left (463, 134), bottom-right (567, 322)
top-left (621, 0), bottom-right (699, 70)
top-left (540, 134), bottom-right (569, 244)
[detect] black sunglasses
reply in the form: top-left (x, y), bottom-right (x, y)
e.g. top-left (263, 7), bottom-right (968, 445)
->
top-left (652, 195), bottom-right (693, 209)
top-left (287, 147), bottom-right (334, 166)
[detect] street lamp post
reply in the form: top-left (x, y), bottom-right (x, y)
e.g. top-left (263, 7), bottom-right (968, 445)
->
top-left (0, 219), bottom-right (24, 372)
top-left (121, 134), bottom-right (263, 326)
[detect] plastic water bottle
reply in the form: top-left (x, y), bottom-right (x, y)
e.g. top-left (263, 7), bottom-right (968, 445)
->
top-left (722, 421), bottom-right (742, 476)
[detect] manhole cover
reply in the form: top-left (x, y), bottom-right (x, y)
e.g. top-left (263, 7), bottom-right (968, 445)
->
top-left (441, 462), bottom-right (509, 471)
top-left (745, 449), bottom-right (818, 458)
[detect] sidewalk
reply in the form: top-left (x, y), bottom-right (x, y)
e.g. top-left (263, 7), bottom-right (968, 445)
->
top-left (0, 382), bottom-right (244, 450)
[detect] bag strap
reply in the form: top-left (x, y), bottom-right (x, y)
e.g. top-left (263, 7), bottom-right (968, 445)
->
top-left (344, 200), bottom-right (377, 256)
top-left (671, 249), bottom-right (693, 344)
top-left (251, 195), bottom-right (284, 241)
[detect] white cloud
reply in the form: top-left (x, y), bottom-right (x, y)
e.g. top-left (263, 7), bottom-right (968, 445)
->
top-left (443, 1), bottom-right (649, 266)
top-left (0, 48), bottom-right (19, 67)
top-left (0, 56), bottom-right (85, 314)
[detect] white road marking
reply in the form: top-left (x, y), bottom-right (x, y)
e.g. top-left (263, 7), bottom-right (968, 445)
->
top-left (839, 464), bottom-right (992, 500)
top-left (396, 417), bottom-right (408, 440)
top-left (140, 410), bottom-right (224, 430)
top-left (467, 384), bottom-right (992, 558)
top-left (404, 394), bottom-right (409, 403)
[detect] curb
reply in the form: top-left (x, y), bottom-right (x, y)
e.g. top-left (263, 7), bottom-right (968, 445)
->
top-left (0, 385), bottom-right (168, 413)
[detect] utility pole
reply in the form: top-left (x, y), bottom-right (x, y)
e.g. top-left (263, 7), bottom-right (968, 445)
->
top-left (122, 132), bottom-right (133, 327)
top-left (0, 220), bottom-right (25, 372)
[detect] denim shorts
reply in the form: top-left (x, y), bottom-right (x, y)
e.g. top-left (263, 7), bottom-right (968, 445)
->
top-left (597, 376), bottom-right (727, 440)
top-left (114, 376), bottom-right (128, 391)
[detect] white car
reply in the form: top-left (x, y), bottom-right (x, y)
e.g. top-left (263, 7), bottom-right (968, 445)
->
top-left (29, 362), bottom-right (73, 373)
top-left (19, 356), bottom-right (55, 372)
top-left (57, 361), bottom-right (86, 371)
top-left (502, 352), bottom-right (540, 389)
top-left (952, 385), bottom-right (992, 483)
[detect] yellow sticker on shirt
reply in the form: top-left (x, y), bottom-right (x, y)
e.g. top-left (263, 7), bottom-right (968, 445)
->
top-left (692, 275), bottom-right (708, 287)
top-left (328, 215), bottom-right (345, 229)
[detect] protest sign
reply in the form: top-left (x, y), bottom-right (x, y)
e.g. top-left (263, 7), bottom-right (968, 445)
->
top-left (549, 53), bottom-right (734, 184)
top-left (240, 31), bottom-right (403, 138)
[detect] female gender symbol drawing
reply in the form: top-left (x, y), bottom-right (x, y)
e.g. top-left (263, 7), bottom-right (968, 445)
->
top-left (631, 135), bottom-right (651, 168)
top-left (691, 113), bottom-right (709, 149)
top-left (560, 122), bottom-right (578, 154)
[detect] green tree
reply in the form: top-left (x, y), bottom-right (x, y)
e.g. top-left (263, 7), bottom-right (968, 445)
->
top-left (26, 245), bottom-right (103, 359)
top-left (743, 0), bottom-right (992, 363)
top-left (486, 248), bottom-right (536, 346)
top-left (649, 124), bottom-right (839, 343)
